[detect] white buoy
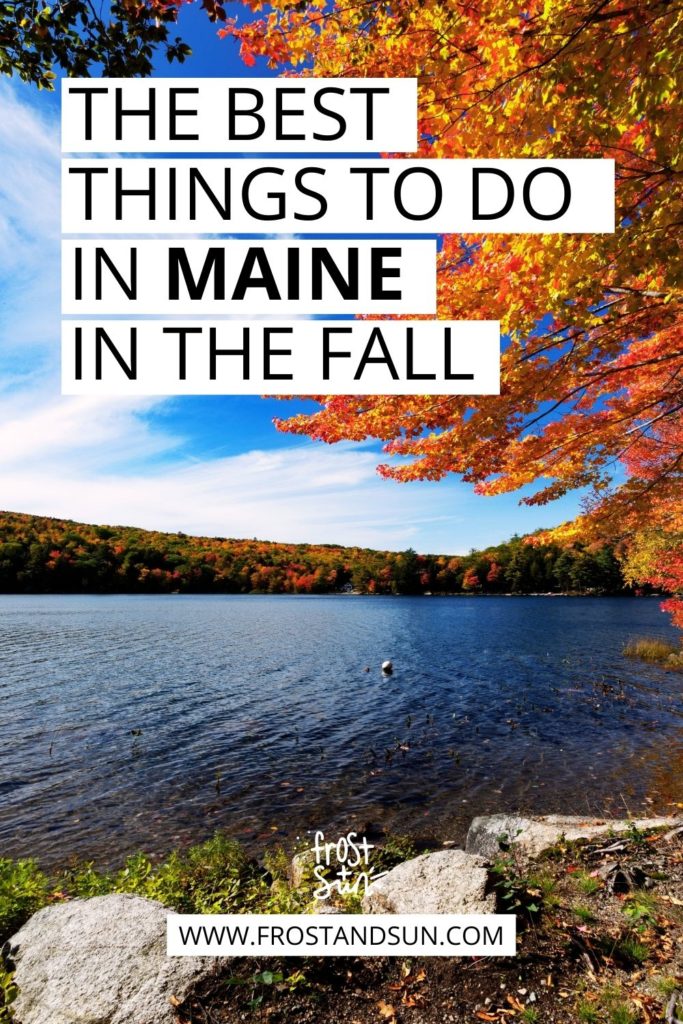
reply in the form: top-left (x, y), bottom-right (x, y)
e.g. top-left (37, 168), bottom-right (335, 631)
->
top-left (382, 660), bottom-right (393, 674)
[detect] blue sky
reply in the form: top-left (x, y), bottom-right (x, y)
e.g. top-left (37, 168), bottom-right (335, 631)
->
top-left (0, 13), bottom-right (586, 552)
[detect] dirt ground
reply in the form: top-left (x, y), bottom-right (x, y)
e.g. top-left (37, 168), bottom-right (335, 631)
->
top-left (178, 823), bottom-right (683, 1024)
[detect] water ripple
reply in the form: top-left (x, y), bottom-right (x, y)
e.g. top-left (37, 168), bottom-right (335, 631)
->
top-left (0, 594), bottom-right (681, 866)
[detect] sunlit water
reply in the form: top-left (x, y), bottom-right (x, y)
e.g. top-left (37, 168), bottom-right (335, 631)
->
top-left (1, 594), bottom-right (681, 866)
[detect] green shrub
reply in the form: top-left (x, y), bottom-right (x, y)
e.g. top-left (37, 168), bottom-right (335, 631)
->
top-left (373, 834), bottom-right (419, 873)
top-left (622, 892), bottom-right (657, 929)
top-left (0, 962), bottom-right (18, 1024)
top-left (490, 856), bottom-right (544, 917)
top-left (60, 834), bottom-right (310, 915)
top-left (0, 830), bottom-right (361, 947)
top-left (0, 859), bottom-right (49, 943)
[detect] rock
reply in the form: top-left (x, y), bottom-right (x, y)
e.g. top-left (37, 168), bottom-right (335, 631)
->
top-left (466, 814), bottom-right (681, 863)
top-left (7, 893), bottom-right (215, 1024)
top-left (362, 849), bottom-right (495, 915)
top-left (312, 902), bottom-right (344, 914)
top-left (289, 847), bottom-right (342, 889)
top-left (289, 848), bottom-right (319, 888)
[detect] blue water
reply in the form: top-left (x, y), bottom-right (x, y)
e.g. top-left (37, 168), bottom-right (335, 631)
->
top-left (0, 594), bottom-right (681, 865)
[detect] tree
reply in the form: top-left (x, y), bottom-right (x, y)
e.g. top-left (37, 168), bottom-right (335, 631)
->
top-left (227, 0), bottom-right (681, 629)
top-left (0, 0), bottom-right (194, 86)
top-left (620, 529), bottom-right (683, 627)
top-left (461, 566), bottom-right (481, 592)
top-left (486, 562), bottom-right (502, 590)
top-left (392, 548), bottom-right (421, 594)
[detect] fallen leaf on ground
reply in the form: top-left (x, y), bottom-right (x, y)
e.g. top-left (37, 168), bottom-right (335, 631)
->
top-left (506, 993), bottom-right (525, 1011)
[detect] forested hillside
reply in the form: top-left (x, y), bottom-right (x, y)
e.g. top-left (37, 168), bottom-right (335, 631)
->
top-left (0, 511), bottom-right (632, 596)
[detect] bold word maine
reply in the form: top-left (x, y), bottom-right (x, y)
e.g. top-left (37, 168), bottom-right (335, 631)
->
top-left (62, 239), bottom-right (436, 316)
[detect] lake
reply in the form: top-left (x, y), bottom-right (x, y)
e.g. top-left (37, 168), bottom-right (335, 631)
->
top-left (1, 594), bottom-right (681, 867)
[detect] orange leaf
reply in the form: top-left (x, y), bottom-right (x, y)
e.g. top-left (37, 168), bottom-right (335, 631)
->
top-left (506, 994), bottom-right (525, 1011)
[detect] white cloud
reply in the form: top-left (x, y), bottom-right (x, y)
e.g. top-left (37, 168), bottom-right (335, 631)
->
top-left (0, 83), bottom-right (62, 360)
top-left (0, 431), bottom-right (463, 549)
top-left (0, 85), bottom-right (60, 255)
top-left (0, 390), bottom-right (179, 470)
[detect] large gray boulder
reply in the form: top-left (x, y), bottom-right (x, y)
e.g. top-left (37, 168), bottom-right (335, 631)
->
top-left (7, 893), bottom-right (216, 1024)
top-left (362, 849), bottom-right (495, 915)
top-left (466, 814), bottom-right (680, 863)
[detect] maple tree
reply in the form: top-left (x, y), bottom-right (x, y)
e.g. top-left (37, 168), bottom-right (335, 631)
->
top-left (221, 0), bottom-right (682, 630)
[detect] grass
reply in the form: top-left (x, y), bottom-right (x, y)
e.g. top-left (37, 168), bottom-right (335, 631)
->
top-left (624, 637), bottom-right (683, 669)
top-left (489, 844), bottom-right (561, 919)
top-left (607, 1005), bottom-right (639, 1024)
top-left (600, 986), bottom-right (641, 1024)
top-left (656, 976), bottom-right (679, 999)
top-left (573, 903), bottom-right (596, 924)
top-left (528, 871), bottom-right (560, 908)
top-left (616, 935), bottom-right (650, 966)
top-left (575, 871), bottom-right (603, 896)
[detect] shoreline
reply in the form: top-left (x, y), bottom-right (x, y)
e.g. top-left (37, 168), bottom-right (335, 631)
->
top-left (0, 590), bottom-right (667, 598)
top-left (3, 816), bottom-right (683, 1024)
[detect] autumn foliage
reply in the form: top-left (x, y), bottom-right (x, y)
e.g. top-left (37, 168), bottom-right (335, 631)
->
top-left (0, 510), bottom-right (630, 596)
top-left (220, 0), bottom-right (682, 630)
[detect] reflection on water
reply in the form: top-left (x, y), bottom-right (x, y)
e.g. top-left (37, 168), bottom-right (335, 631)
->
top-left (0, 594), bottom-right (681, 865)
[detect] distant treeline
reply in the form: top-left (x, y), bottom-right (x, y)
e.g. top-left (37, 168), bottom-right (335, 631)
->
top-left (0, 511), bottom-right (631, 596)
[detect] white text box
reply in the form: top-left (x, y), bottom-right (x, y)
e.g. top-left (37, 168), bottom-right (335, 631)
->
top-left (62, 158), bottom-right (615, 234)
top-left (167, 913), bottom-right (516, 957)
top-left (62, 239), bottom-right (436, 315)
top-left (61, 78), bottom-right (418, 153)
top-left (61, 319), bottom-right (500, 395)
